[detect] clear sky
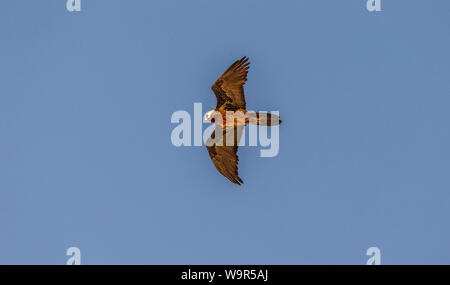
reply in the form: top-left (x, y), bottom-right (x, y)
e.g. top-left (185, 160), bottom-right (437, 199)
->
top-left (0, 0), bottom-right (449, 264)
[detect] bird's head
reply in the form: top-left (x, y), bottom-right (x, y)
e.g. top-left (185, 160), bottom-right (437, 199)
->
top-left (204, 110), bottom-right (216, 123)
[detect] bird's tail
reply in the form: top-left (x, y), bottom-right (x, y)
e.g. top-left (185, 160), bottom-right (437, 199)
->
top-left (247, 112), bottom-right (282, 126)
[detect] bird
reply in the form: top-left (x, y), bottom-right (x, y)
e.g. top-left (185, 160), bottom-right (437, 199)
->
top-left (204, 56), bottom-right (282, 185)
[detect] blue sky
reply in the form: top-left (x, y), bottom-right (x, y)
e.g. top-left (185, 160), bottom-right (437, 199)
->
top-left (0, 1), bottom-right (449, 264)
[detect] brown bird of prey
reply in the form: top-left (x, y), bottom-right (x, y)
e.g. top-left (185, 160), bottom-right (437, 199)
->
top-left (204, 56), bottom-right (282, 185)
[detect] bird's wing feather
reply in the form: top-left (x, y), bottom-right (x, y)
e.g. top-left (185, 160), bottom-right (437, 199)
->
top-left (211, 56), bottom-right (250, 110)
top-left (206, 125), bottom-right (244, 185)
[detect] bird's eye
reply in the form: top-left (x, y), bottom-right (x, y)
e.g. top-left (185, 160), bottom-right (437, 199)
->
top-left (211, 118), bottom-right (215, 123)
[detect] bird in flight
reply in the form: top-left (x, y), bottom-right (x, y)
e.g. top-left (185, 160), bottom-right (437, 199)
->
top-left (204, 56), bottom-right (282, 185)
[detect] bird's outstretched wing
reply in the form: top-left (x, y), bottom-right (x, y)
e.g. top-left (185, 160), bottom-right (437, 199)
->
top-left (211, 56), bottom-right (250, 110)
top-left (206, 125), bottom-right (244, 185)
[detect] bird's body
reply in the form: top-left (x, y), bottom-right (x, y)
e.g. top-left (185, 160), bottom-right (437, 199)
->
top-left (205, 56), bottom-right (282, 185)
top-left (206, 108), bottom-right (281, 127)
top-left (205, 108), bottom-right (248, 127)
